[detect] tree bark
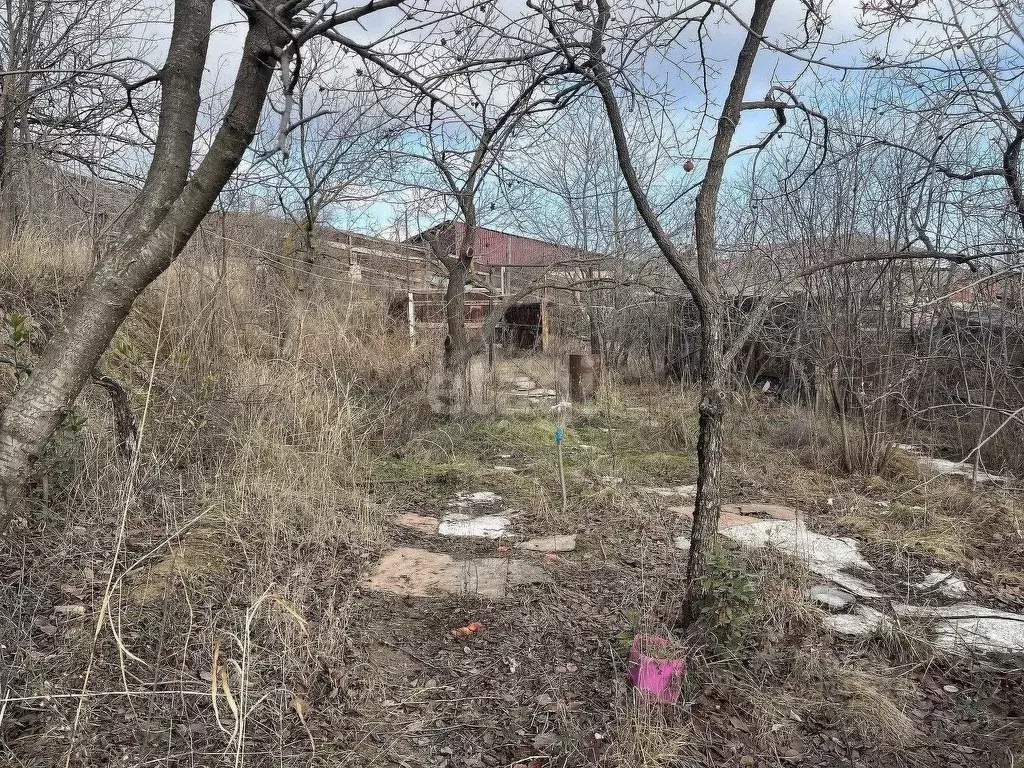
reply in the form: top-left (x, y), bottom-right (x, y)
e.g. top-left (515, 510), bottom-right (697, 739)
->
top-left (280, 225), bottom-right (315, 359)
top-left (587, 0), bottom-right (776, 637)
top-left (440, 248), bottom-right (472, 418)
top-left (92, 372), bottom-right (140, 463)
top-left (0, 2), bottom-right (284, 527)
top-left (0, 71), bottom-right (19, 240)
top-left (680, 0), bottom-right (776, 637)
top-left (680, 316), bottom-right (726, 628)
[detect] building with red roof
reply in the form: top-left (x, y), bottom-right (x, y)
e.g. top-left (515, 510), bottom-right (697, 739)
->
top-left (406, 221), bottom-right (601, 270)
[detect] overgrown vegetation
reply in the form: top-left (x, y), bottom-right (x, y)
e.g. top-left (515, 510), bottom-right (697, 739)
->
top-left (0, 235), bottom-right (1021, 767)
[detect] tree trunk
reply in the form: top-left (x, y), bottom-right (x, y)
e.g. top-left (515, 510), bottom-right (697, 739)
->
top-left (0, 3), bottom-right (283, 528)
top-left (680, 310), bottom-right (725, 632)
top-left (0, 71), bottom-right (19, 241)
top-left (440, 255), bottom-right (471, 418)
top-left (680, 0), bottom-right (776, 638)
top-left (588, 0), bottom-right (776, 637)
top-left (280, 226), bottom-right (314, 359)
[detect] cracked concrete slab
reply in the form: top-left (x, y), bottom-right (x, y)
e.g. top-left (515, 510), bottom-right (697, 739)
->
top-left (720, 519), bottom-right (884, 599)
top-left (892, 603), bottom-right (1024, 653)
top-left (915, 571), bottom-right (970, 598)
top-left (438, 513), bottom-right (510, 538)
top-left (722, 502), bottom-right (801, 521)
top-left (365, 548), bottom-right (552, 598)
top-left (822, 604), bottom-right (888, 636)
top-left (517, 534), bottom-right (577, 553)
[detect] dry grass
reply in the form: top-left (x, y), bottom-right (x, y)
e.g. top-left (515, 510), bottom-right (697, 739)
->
top-left (829, 665), bottom-right (919, 744)
top-left (839, 501), bottom-right (971, 563)
top-left (606, 683), bottom-right (694, 768)
top-left (0, 232), bottom-right (438, 766)
top-left (744, 656), bottom-right (919, 748)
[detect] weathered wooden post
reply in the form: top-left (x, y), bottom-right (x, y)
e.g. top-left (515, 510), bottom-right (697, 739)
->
top-left (541, 288), bottom-right (551, 351)
top-left (569, 353), bottom-right (602, 402)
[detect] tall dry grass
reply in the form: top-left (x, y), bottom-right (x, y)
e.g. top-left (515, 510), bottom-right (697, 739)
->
top-left (0, 230), bottom-right (439, 766)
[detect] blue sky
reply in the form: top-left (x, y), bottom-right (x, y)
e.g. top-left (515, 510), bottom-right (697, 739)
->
top-left (186, 1), bottom-right (912, 240)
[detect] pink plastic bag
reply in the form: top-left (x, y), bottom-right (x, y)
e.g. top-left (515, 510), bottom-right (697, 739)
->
top-left (627, 635), bottom-right (686, 704)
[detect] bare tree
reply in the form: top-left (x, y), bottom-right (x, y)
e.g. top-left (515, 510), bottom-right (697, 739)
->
top-left (519, 104), bottom-right (651, 359)
top-left (532, 0), bottom-right (832, 635)
top-left (395, 17), bottom-right (579, 417)
top-left (825, 1), bottom-right (1024, 476)
top-left (0, 0), bottom-right (156, 236)
top-left (260, 46), bottom-right (398, 358)
top-left (863, 0), bottom-right (1024, 241)
top-left (0, 0), bottom-right (442, 527)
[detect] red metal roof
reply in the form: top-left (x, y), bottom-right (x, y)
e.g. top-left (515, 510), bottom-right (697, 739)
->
top-left (407, 222), bottom-right (593, 267)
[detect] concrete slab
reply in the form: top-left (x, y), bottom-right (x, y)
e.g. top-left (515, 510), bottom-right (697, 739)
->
top-left (438, 513), bottom-right (510, 539)
top-left (892, 603), bottom-right (1024, 653)
top-left (822, 604), bottom-right (888, 636)
top-left (458, 557), bottom-right (553, 597)
top-left (365, 548), bottom-right (551, 598)
top-left (828, 571), bottom-right (885, 599)
top-left (639, 485), bottom-right (698, 499)
top-left (916, 571), bottom-right (970, 598)
top-left (720, 519), bottom-right (884, 598)
top-left (898, 445), bottom-right (1007, 483)
top-left (394, 513), bottom-right (439, 535)
top-left (672, 504), bottom-right (760, 529)
top-left (673, 502), bottom-right (803, 530)
top-left (917, 456), bottom-right (1006, 484)
top-left (517, 534), bottom-right (577, 553)
top-left (722, 502), bottom-right (801, 522)
top-left (722, 519), bottom-right (870, 569)
top-left (449, 491), bottom-right (502, 508)
top-left (808, 585), bottom-right (856, 611)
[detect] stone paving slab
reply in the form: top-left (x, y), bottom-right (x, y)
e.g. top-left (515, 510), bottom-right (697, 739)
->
top-left (365, 547), bottom-right (552, 598)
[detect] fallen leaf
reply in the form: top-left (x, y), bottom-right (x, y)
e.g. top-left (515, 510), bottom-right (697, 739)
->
top-left (53, 604), bottom-right (86, 616)
top-left (730, 715), bottom-right (751, 732)
top-left (532, 732), bottom-right (560, 750)
top-left (290, 696), bottom-right (310, 719)
top-left (451, 621), bottom-right (483, 638)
